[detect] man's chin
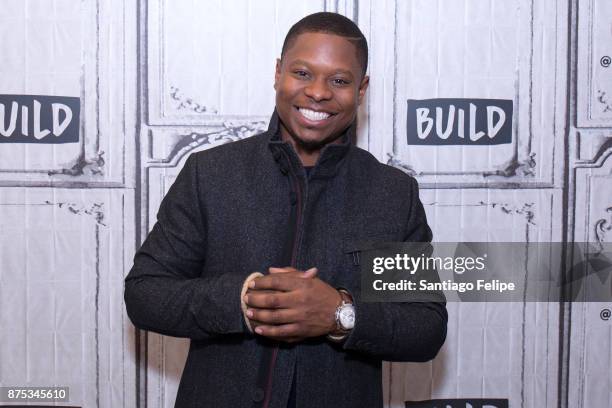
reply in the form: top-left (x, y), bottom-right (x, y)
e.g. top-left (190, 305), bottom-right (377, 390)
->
top-left (293, 136), bottom-right (329, 152)
top-left (289, 131), bottom-right (343, 152)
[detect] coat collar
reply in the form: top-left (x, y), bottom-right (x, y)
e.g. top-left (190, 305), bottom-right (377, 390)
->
top-left (267, 109), bottom-right (355, 179)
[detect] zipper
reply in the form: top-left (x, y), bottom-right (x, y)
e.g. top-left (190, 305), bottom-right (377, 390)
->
top-left (262, 151), bottom-right (304, 408)
top-left (351, 251), bottom-right (360, 266)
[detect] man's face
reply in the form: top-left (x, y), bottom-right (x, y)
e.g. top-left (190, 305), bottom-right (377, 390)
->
top-left (274, 32), bottom-right (369, 151)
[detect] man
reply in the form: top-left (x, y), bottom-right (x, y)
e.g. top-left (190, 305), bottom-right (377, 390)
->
top-left (125, 12), bottom-right (447, 408)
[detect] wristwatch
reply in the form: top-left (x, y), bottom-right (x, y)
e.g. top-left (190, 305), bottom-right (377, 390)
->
top-left (327, 289), bottom-right (355, 342)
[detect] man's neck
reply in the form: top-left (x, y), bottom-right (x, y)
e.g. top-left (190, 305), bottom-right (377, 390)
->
top-left (286, 142), bottom-right (320, 166)
top-left (280, 131), bottom-right (345, 167)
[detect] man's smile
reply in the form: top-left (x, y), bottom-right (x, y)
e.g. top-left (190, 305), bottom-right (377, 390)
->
top-left (295, 106), bottom-right (336, 125)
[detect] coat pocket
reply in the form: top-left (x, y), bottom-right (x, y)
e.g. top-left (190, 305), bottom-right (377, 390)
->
top-left (342, 232), bottom-right (400, 266)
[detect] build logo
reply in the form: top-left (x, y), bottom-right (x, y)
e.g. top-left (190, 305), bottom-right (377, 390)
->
top-left (0, 94), bottom-right (80, 144)
top-left (407, 98), bottom-right (513, 145)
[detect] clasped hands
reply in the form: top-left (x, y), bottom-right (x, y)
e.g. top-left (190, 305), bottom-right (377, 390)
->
top-left (243, 267), bottom-right (343, 343)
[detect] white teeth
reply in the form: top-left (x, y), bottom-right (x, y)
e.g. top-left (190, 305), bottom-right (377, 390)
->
top-left (299, 108), bottom-right (331, 121)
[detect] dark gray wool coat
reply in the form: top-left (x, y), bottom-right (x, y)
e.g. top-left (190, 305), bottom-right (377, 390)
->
top-left (125, 111), bottom-right (447, 408)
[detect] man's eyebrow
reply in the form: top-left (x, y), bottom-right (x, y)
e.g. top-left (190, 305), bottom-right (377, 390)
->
top-left (289, 59), bottom-right (355, 76)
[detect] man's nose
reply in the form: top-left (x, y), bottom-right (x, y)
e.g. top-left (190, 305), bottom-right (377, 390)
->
top-left (304, 78), bottom-right (332, 101)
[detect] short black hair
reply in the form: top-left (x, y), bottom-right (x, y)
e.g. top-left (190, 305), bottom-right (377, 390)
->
top-left (281, 12), bottom-right (368, 77)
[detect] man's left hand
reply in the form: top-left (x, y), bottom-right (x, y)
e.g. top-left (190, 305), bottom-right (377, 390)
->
top-left (244, 267), bottom-right (341, 341)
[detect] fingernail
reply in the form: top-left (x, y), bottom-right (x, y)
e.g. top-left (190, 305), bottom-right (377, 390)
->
top-left (243, 295), bottom-right (249, 303)
top-left (246, 309), bottom-right (253, 318)
top-left (248, 280), bottom-right (256, 288)
top-left (255, 327), bottom-right (263, 334)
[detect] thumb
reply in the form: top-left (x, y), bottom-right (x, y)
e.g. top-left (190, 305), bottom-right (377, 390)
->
top-left (269, 266), bottom-right (297, 274)
top-left (301, 267), bottom-right (318, 278)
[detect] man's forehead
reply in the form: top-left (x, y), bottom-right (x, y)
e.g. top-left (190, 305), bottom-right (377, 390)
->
top-left (285, 31), bottom-right (356, 52)
top-left (282, 32), bottom-right (361, 69)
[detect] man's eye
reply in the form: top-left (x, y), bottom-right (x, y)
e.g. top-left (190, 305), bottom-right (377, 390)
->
top-left (294, 70), bottom-right (309, 78)
top-left (332, 78), bottom-right (350, 86)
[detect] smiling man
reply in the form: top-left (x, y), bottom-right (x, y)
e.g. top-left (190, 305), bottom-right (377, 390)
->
top-left (125, 12), bottom-right (447, 408)
top-left (273, 29), bottom-right (368, 165)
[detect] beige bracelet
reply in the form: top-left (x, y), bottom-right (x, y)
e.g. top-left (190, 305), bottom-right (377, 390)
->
top-left (241, 272), bottom-right (264, 333)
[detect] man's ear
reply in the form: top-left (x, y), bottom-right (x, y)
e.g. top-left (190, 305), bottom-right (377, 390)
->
top-left (357, 75), bottom-right (369, 105)
top-left (274, 58), bottom-right (281, 90)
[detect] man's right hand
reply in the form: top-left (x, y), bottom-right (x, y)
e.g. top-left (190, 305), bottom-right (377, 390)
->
top-left (245, 267), bottom-right (317, 343)
top-left (244, 266), bottom-right (344, 342)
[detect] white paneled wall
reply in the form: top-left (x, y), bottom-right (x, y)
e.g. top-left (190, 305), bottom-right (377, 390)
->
top-left (0, 188), bottom-right (136, 407)
top-left (0, 0), bottom-right (137, 407)
top-left (1, 0), bottom-right (611, 407)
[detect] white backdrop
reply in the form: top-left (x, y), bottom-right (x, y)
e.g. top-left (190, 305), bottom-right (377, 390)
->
top-left (0, 0), bottom-right (611, 407)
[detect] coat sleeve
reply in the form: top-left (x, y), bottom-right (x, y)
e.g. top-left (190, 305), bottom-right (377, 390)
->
top-left (124, 153), bottom-right (249, 339)
top-left (342, 177), bottom-right (448, 362)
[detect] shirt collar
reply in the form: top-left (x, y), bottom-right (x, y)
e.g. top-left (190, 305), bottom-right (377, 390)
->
top-left (267, 109), bottom-right (355, 179)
